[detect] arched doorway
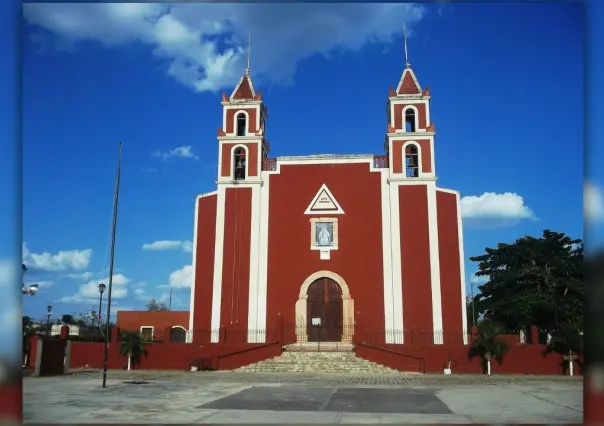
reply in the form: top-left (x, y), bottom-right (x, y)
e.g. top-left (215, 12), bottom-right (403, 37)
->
top-left (306, 277), bottom-right (343, 342)
top-left (170, 326), bottom-right (187, 343)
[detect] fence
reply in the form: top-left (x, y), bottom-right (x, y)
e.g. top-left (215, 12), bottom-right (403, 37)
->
top-left (56, 323), bottom-right (581, 375)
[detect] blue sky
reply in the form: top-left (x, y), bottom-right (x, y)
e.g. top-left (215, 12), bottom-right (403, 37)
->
top-left (12, 2), bottom-right (598, 326)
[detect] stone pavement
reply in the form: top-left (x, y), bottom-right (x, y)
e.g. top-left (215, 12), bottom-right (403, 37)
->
top-left (23, 370), bottom-right (583, 423)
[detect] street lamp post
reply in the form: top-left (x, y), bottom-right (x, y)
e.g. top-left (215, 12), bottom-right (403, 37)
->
top-left (46, 305), bottom-right (52, 336)
top-left (98, 283), bottom-right (106, 327)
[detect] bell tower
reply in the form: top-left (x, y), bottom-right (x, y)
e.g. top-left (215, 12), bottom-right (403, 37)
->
top-left (217, 35), bottom-right (269, 183)
top-left (385, 26), bottom-right (436, 181)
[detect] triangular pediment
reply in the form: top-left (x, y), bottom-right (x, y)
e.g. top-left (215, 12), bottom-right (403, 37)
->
top-left (230, 75), bottom-right (256, 100)
top-left (304, 184), bottom-right (344, 215)
top-left (396, 68), bottom-right (422, 95)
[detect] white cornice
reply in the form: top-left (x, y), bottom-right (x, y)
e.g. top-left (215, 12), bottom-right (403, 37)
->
top-left (389, 96), bottom-right (431, 102)
top-left (221, 100), bottom-right (262, 107)
top-left (387, 132), bottom-right (436, 138)
top-left (217, 136), bottom-right (264, 142)
top-left (388, 177), bottom-right (438, 184)
top-left (277, 154), bottom-right (375, 162)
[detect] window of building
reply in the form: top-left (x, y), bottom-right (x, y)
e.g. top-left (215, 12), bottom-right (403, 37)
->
top-left (140, 326), bottom-right (153, 342)
top-left (233, 147), bottom-right (247, 180)
top-left (404, 108), bottom-right (416, 133)
top-left (170, 326), bottom-right (187, 343)
top-left (405, 145), bottom-right (419, 177)
top-left (236, 113), bottom-right (247, 136)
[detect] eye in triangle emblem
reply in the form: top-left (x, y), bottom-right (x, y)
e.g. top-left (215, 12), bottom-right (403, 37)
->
top-left (304, 184), bottom-right (344, 215)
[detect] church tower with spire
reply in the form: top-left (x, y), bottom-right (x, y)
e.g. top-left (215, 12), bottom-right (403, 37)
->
top-left (188, 28), bottom-right (468, 351)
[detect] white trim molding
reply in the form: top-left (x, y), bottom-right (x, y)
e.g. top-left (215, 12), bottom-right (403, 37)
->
top-left (229, 144), bottom-right (249, 181)
top-left (387, 179), bottom-right (404, 343)
top-left (401, 140), bottom-right (424, 178)
top-left (140, 326), bottom-right (154, 340)
top-left (456, 191), bottom-right (469, 345)
top-left (401, 105), bottom-right (420, 133)
top-left (304, 184), bottom-right (345, 215)
top-left (232, 110), bottom-right (250, 137)
top-left (210, 186), bottom-right (227, 342)
top-left (380, 169), bottom-right (396, 341)
top-left (426, 181), bottom-right (444, 344)
top-left (256, 170), bottom-right (271, 339)
top-left (247, 183), bottom-right (262, 343)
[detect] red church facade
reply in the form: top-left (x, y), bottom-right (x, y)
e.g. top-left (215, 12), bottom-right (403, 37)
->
top-left (188, 62), bottom-right (468, 347)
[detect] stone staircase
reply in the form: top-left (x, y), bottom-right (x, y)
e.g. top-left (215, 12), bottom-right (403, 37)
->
top-left (234, 344), bottom-right (402, 374)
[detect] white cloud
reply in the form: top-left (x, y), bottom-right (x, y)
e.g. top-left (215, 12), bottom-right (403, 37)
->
top-left (470, 274), bottom-right (488, 285)
top-left (23, 3), bottom-right (425, 92)
top-left (460, 192), bottom-right (536, 228)
top-left (60, 273), bottom-right (130, 303)
top-left (142, 240), bottom-right (193, 252)
top-left (585, 181), bottom-right (604, 222)
top-left (169, 265), bottom-right (193, 289)
top-left (63, 271), bottom-right (94, 280)
top-left (152, 146), bottom-right (198, 161)
top-left (23, 243), bottom-right (92, 271)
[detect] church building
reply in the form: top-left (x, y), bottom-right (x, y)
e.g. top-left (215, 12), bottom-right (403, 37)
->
top-left (188, 44), bottom-right (468, 346)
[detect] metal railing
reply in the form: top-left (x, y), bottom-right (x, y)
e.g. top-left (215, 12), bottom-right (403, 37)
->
top-left (373, 155), bottom-right (389, 169)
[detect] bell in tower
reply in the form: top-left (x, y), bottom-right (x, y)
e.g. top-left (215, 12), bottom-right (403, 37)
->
top-left (234, 148), bottom-right (246, 180)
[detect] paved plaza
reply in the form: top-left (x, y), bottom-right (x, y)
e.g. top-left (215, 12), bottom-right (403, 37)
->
top-left (23, 370), bottom-right (583, 423)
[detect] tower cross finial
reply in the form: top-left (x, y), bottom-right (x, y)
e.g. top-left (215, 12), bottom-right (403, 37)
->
top-left (244, 31), bottom-right (251, 75)
top-left (403, 24), bottom-right (410, 68)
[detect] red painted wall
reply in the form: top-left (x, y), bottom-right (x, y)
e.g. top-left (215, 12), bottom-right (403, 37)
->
top-left (393, 103), bottom-right (427, 129)
top-left (225, 108), bottom-right (257, 134)
top-left (266, 163), bottom-right (384, 332)
top-left (117, 311), bottom-right (189, 338)
top-left (192, 194), bottom-right (217, 343)
top-left (356, 340), bottom-right (582, 376)
top-left (436, 190), bottom-right (464, 342)
top-left (391, 139), bottom-right (432, 174)
top-left (220, 142), bottom-right (259, 178)
top-left (220, 187), bottom-right (252, 332)
top-left (68, 327), bottom-right (282, 371)
top-left (399, 185), bottom-right (433, 335)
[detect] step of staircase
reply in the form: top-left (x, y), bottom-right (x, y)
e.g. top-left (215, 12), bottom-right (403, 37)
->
top-left (234, 346), bottom-right (402, 374)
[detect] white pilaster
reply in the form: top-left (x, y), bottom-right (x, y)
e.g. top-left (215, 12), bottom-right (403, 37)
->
top-left (247, 183), bottom-right (262, 343)
top-left (256, 173), bottom-right (271, 342)
top-left (210, 186), bottom-right (227, 343)
top-left (426, 181), bottom-right (444, 344)
top-left (388, 180), bottom-right (404, 344)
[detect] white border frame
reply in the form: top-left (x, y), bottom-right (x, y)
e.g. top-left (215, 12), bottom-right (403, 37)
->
top-left (304, 184), bottom-right (345, 215)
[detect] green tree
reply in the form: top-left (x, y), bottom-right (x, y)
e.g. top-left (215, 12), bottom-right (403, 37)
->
top-left (543, 327), bottom-right (583, 376)
top-left (470, 230), bottom-right (583, 332)
top-left (119, 331), bottom-right (148, 371)
top-left (61, 314), bottom-right (75, 324)
top-left (468, 319), bottom-right (509, 375)
top-left (145, 298), bottom-right (169, 311)
top-left (466, 296), bottom-right (476, 330)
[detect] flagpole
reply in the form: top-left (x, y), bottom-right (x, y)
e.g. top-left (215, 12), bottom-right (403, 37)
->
top-left (169, 287), bottom-right (172, 311)
top-left (102, 142), bottom-right (123, 389)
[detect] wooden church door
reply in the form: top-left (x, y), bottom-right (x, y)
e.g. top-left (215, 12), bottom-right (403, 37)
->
top-left (306, 277), bottom-right (343, 342)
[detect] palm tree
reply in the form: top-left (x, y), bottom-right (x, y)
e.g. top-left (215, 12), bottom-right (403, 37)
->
top-left (543, 327), bottom-right (583, 376)
top-left (119, 331), bottom-right (148, 371)
top-left (468, 320), bottom-right (509, 375)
